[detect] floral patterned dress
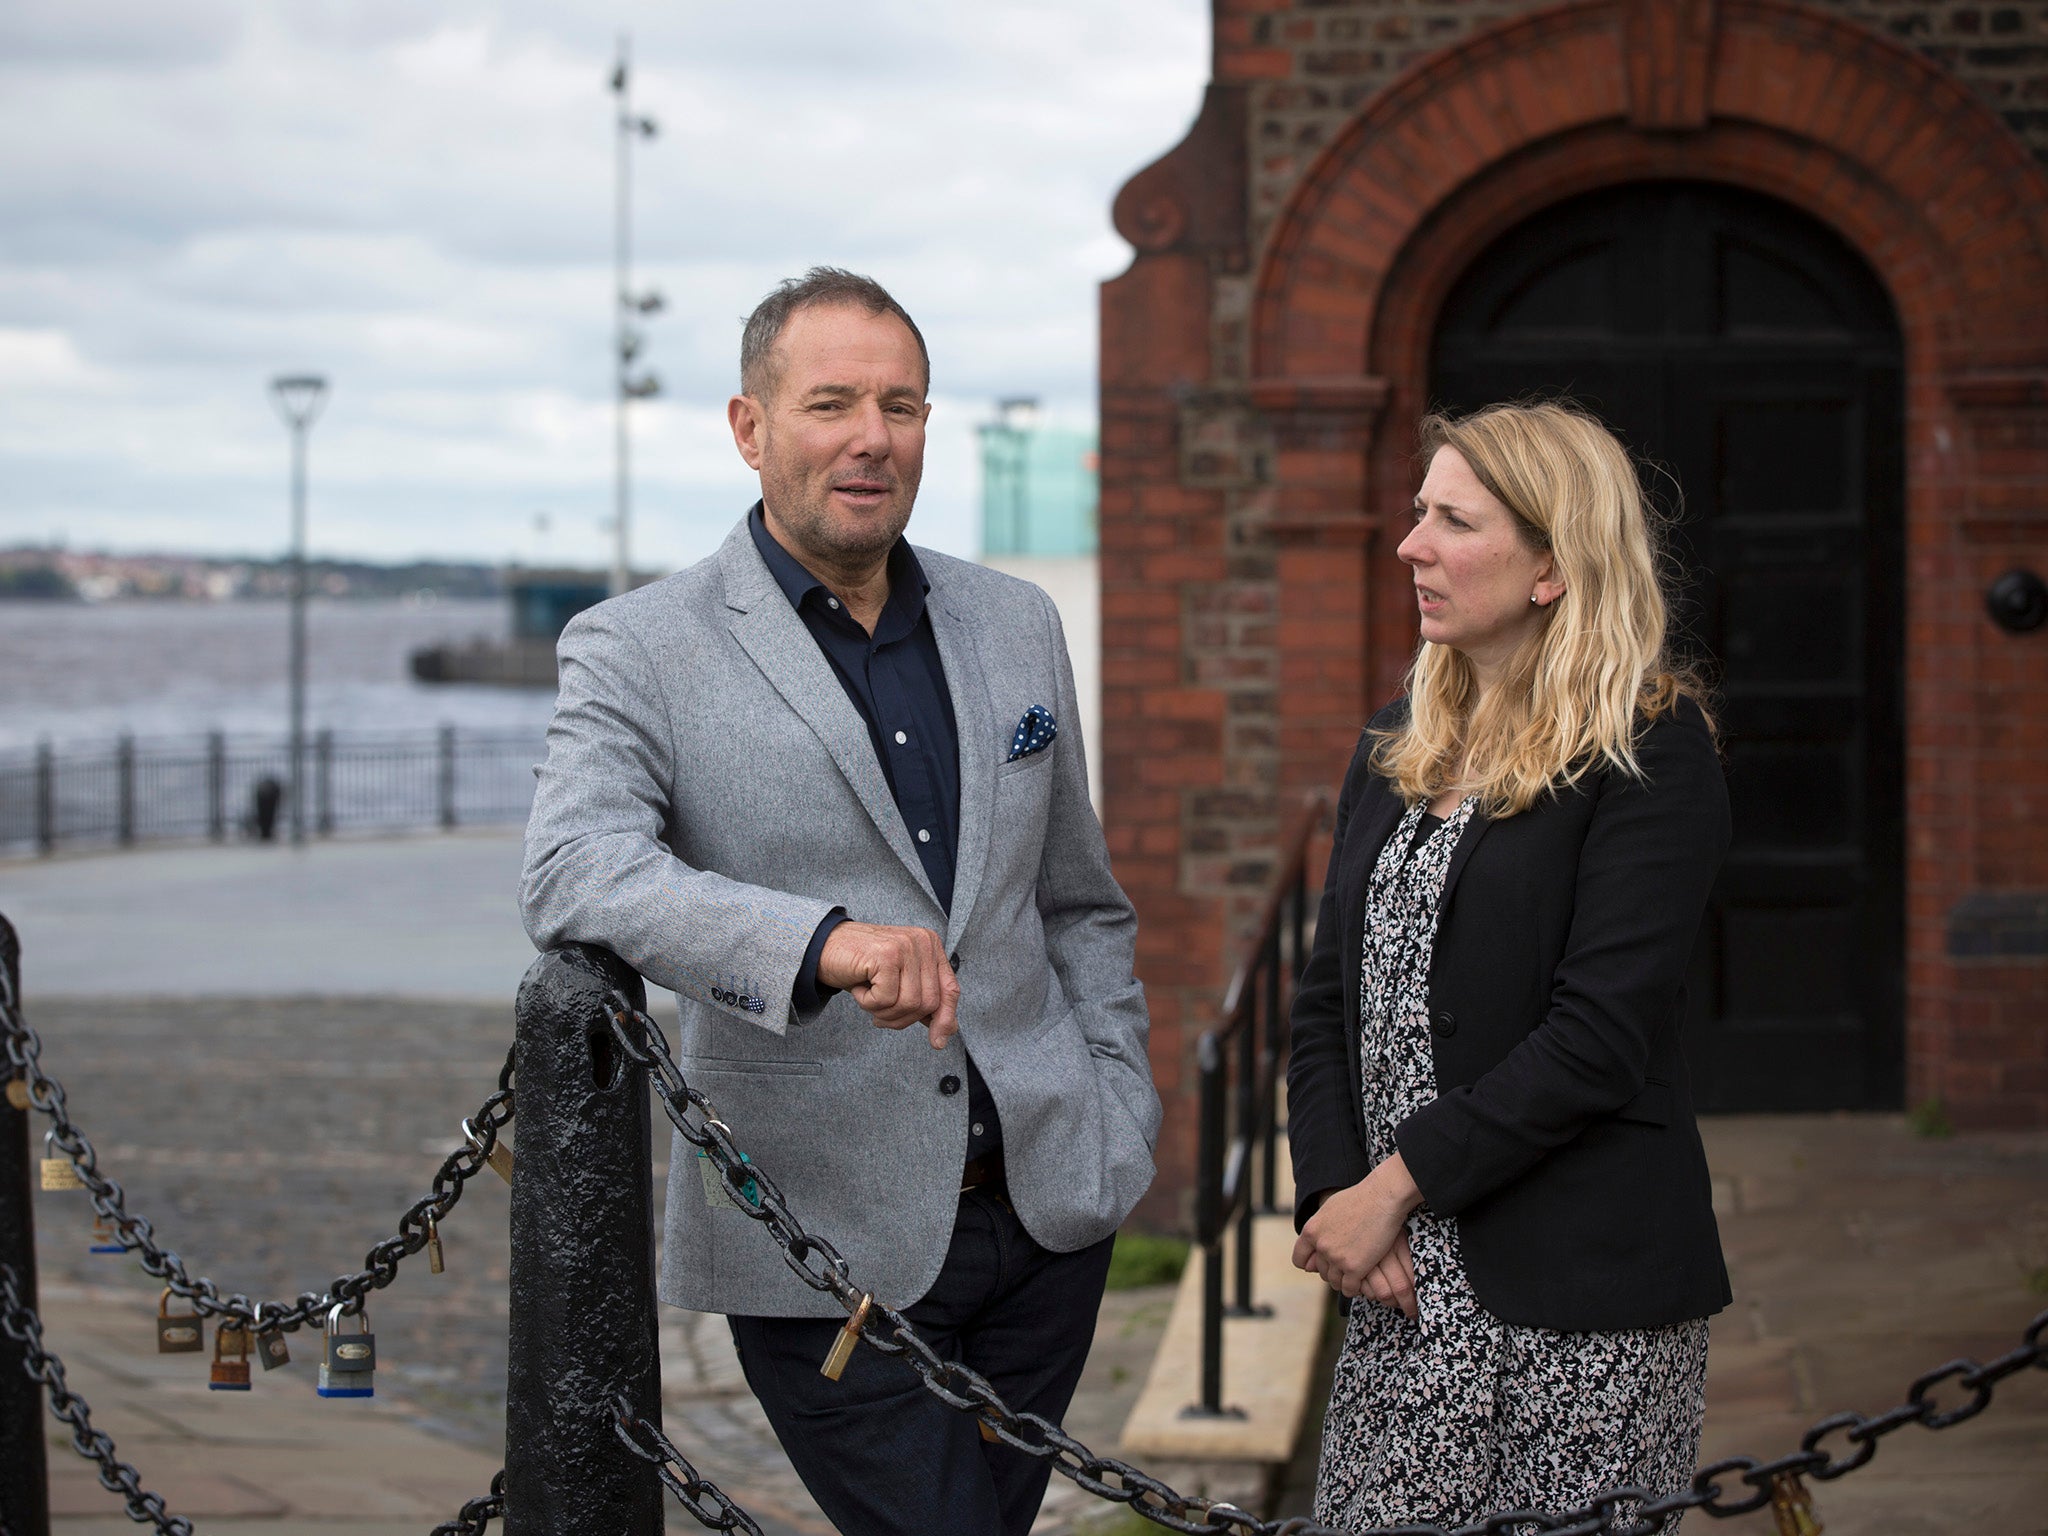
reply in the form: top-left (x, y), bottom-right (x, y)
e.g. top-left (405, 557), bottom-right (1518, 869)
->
top-left (1312, 797), bottom-right (1710, 1533)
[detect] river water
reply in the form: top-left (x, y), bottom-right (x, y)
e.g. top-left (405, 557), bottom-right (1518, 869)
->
top-left (0, 599), bottom-right (558, 754)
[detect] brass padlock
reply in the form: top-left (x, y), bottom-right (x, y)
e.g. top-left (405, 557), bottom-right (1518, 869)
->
top-left (425, 1215), bottom-right (445, 1275)
top-left (40, 1131), bottom-right (82, 1192)
top-left (5, 1075), bottom-right (29, 1110)
top-left (464, 1118), bottom-right (513, 1185)
top-left (256, 1328), bottom-right (291, 1371)
top-left (820, 1293), bottom-right (872, 1382)
top-left (1770, 1472), bottom-right (1823, 1536)
top-left (89, 1212), bottom-right (124, 1254)
top-left (209, 1322), bottom-right (252, 1391)
top-left (156, 1289), bottom-right (205, 1354)
top-left (318, 1303), bottom-right (376, 1398)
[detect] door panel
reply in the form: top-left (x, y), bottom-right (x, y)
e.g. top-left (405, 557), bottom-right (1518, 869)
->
top-left (1429, 181), bottom-right (1905, 1111)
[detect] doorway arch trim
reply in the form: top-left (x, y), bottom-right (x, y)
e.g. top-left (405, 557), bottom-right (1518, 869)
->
top-left (1245, 0), bottom-right (2048, 1120)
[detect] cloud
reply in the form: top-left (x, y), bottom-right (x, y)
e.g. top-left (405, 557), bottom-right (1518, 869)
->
top-left (0, 2), bottom-right (1208, 567)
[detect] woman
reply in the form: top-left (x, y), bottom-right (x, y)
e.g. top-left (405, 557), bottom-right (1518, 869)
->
top-left (1286, 401), bottom-right (1730, 1531)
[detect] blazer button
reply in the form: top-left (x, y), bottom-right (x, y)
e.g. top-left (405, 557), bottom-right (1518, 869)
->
top-left (939, 1074), bottom-right (962, 1096)
top-left (1432, 1009), bottom-right (1457, 1039)
top-left (948, 952), bottom-right (961, 972)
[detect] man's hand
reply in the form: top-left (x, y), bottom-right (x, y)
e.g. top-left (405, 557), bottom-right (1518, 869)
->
top-left (817, 922), bottom-right (960, 1048)
top-left (1291, 1153), bottom-right (1423, 1315)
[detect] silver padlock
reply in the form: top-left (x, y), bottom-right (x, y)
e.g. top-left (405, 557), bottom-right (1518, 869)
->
top-left (155, 1288), bottom-right (205, 1354)
top-left (317, 1303), bottom-right (376, 1398)
top-left (256, 1327), bottom-right (291, 1371)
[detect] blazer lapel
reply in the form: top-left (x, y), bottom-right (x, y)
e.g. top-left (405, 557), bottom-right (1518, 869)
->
top-left (1439, 808), bottom-right (1495, 913)
top-left (718, 527), bottom-right (940, 908)
top-left (926, 580), bottom-right (993, 951)
top-left (1337, 781), bottom-right (1406, 1007)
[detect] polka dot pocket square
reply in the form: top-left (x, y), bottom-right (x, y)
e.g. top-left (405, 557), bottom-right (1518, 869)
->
top-left (1006, 704), bottom-right (1058, 763)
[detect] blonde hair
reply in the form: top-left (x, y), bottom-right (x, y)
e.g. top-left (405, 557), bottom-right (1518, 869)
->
top-left (1371, 400), bottom-right (1709, 817)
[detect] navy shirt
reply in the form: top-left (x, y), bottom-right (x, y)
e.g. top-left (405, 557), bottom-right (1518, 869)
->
top-left (748, 506), bottom-right (1001, 1159)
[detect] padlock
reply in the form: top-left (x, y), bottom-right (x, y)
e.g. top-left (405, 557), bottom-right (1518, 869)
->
top-left (156, 1289), bottom-right (205, 1354)
top-left (40, 1131), bottom-right (82, 1192)
top-left (1769, 1472), bottom-right (1823, 1536)
top-left (464, 1117), bottom-right (513, 1185)
top-left (256, 1328), bottom-right (291, 1371)
top-left (819, 1293), bottom-right (872, 1382)
top-left (317, 1303), bottom-right (376, 1398)
top-left (209, 1322), bottom-right (253, 1391)
top-left (89, 1212), bottom-right (125, 1254)
top-left (697, 1148), bottom-right (759, 1211)
top-left (5, 1075), bottom-right (29, 1110)
top-left (425, 1215), bottom-right (445, 1275)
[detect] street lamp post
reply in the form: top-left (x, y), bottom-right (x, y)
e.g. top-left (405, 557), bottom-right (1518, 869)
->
top-left (610, 37), bottom-right (662, 597)
top-left (270, 374), bottom-right (328, 847)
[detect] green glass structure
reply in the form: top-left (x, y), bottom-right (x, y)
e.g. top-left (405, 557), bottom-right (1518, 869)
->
top-left (978, 400), bottom-right (1098, 557)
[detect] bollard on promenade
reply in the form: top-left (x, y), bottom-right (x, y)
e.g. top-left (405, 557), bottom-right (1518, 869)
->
top-left (505, 943), bottom-right (664, 1536)
top-left (0, 912), bottom-right (53, 1536)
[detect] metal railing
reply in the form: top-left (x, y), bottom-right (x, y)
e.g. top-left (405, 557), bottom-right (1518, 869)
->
top-left (0, 728), bottom-right (541, 856)
top-left (1185, 790), bottom-right (1330, 1419)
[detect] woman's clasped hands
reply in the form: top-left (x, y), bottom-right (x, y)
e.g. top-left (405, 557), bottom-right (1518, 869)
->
top-left (1290, 1153), bottom-right (1425, 1319)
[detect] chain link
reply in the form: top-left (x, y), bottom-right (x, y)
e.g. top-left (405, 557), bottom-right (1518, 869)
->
top-left (0, 963), bottom-right (514, 1335)
top-left (429, 1470), bottom-right (507, 1535)
top-left (613, 1399), bottom-right (766, 1533)
top-left (605, 991), bottom-right (2048, 1536)
top-left (0, 1261), bottom-right (194, 1535)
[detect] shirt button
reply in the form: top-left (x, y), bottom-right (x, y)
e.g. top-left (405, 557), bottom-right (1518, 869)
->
top-left (917, 828), bottom-right (931, 844)
top-left (894, 730), bottom-right (907, 745)
top-left (826, 597), bottom-right (840, 609)
top-left (971, 1123), bottom-right (984, 1137)
top-left (940, 1075), bottom-right (961, 1096)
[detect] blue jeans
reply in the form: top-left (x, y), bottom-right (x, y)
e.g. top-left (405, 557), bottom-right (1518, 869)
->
top-left (728, 1188), bottom-right (1116, 1536)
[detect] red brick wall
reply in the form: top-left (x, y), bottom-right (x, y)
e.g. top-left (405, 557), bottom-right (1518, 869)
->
top-left (1105, 0), bottom-right (2048, 1226)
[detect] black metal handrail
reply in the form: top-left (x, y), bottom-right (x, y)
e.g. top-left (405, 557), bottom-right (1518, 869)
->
top-left (1185, 789), bottom-right (1330, 1419)
top-left (0, 727), bottom-right (541, 856)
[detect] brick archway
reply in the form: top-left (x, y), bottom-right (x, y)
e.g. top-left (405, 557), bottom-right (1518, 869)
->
top-left (1246, 0), bottom-right (2048, 1125)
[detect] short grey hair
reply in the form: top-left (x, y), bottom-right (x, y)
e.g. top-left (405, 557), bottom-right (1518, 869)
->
top-left (739, 267), bottom-right (931, 401)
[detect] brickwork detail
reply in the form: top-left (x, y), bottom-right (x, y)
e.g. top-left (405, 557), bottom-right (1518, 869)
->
top-left (1227, 0), bottom-right (2048, 255)
top-left (1104, 0), bottom-right (2048, 1220)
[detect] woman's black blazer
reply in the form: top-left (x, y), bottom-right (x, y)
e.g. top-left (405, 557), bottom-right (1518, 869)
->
top-left (1286, 695), bottom-right (1733, 1332)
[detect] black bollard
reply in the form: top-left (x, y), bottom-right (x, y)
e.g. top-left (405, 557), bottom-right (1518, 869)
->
top-left (0, 913), bottom-right (52, 1536)
top-left (505, 944), bottom-right (663, 1536)
top-left (251, 776), bottom-right (283, 842)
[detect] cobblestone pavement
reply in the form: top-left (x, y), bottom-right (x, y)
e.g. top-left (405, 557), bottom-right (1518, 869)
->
top-left (19, 995), bottom-right (1173, 1535)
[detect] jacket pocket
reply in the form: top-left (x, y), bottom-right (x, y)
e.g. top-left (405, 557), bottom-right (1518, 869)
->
top-left (674, 1054), bottom-right (823, 1078)
top-left (996, 743), bottom-right (1056, 779)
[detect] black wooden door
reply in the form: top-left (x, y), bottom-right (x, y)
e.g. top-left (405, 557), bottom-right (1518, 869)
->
top-left (1429, 181), bottom-right (1905, 1111)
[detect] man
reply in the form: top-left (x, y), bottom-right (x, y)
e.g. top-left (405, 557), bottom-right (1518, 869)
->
top-left (520, 267), bottom-right (1159, 1535)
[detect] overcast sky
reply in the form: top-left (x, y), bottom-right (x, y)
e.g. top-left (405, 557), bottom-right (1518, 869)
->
top-left (0, 1), bottom-right (1209, 570)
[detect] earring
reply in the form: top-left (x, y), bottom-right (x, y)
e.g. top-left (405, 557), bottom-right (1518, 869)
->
top-left (1530, 595), bottom-right (1540, 606)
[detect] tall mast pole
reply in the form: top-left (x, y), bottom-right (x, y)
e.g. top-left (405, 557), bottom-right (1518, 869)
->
top-left (268, 375), bottom-right (328, 844)
top-left (610, 38), bottom-right (660, 597)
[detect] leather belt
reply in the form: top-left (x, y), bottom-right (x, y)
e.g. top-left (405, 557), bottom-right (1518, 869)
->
top-left (959, 1150), bottom-right (1006, 1195)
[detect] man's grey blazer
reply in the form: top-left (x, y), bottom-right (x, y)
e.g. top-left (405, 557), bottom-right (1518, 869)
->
top-left (520, 516), bottom-right (1160, 1318)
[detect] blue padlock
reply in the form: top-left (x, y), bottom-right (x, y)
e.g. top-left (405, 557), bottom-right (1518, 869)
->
top-left (317, 1303), bottom-right (375, 1398)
